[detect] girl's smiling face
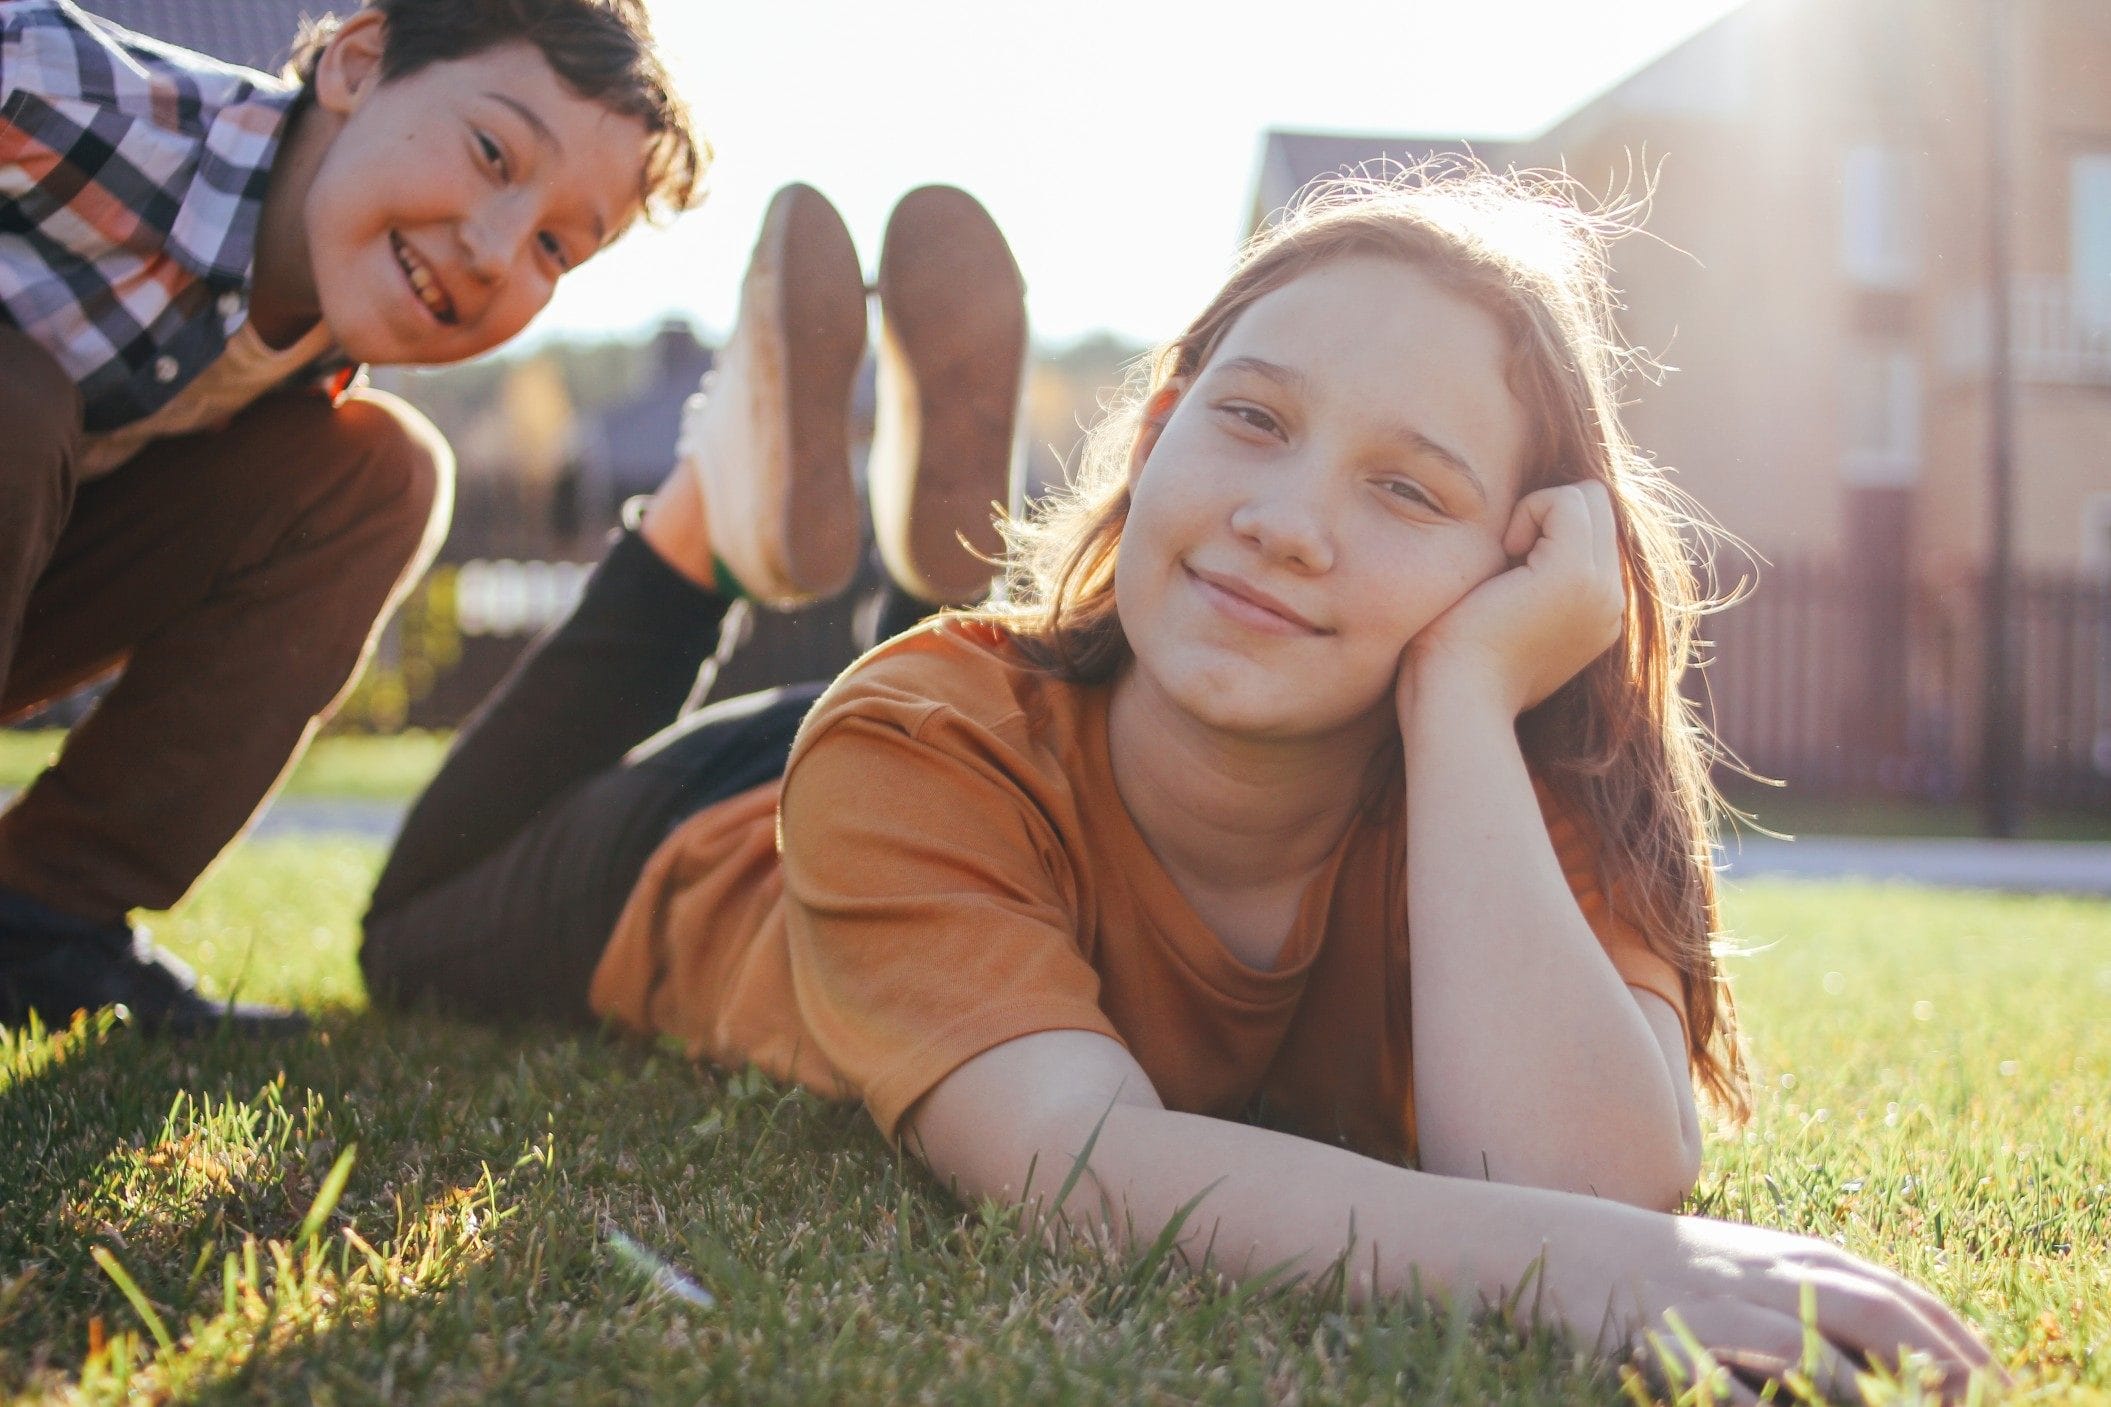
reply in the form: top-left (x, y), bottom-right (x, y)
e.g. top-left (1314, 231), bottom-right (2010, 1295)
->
top-left (1113, 256), bottom-right (1531, 746)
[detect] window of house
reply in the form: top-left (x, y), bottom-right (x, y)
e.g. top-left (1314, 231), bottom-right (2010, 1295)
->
top-left (2073, 154), bottom-right (2111, 326)
top-left (1843, 345), bottom-right (1921, 486)
top-left (1842, 145), bottom-right (1918, 288)
top-left (2083, 492), bottom-right (2111, 578)
top-left (2086, 493), bottom-right (2111, 777)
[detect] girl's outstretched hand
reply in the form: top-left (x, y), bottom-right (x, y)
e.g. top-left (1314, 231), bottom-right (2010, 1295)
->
top-left (1402, 480), bottom-right (1625, 719)
top-left (1559, 1212), bottom-right (1998, 1405)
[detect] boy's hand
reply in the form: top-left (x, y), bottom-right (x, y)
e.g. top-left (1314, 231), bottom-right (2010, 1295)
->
top-left (1399, 480), bottom-right (1625, 720)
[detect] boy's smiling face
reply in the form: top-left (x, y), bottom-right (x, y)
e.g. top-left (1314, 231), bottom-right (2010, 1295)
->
top-left (281, 13), bottom-right (650, 365)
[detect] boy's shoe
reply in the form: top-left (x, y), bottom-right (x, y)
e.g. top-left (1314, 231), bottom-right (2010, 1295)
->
top-left (674, 183), bottom-right (868, 610)
top-left (0, 891), bottom-right (307, 1036)
top-left (870, 185), bottom-right (1028, 606)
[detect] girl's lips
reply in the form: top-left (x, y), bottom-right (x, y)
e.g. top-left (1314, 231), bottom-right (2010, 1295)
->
top-left (1185, 563), bottom-right (1328, 635)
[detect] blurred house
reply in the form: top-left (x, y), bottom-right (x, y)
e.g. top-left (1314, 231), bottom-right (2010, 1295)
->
top-left (78, 0), bottom-right (313, 75)
top-left (1254, 0), bottom-right (2111, 808)
top-left (576, 322), bottom-right (716, 527)
top-left (1023, 332), bottom-right (1147, 501)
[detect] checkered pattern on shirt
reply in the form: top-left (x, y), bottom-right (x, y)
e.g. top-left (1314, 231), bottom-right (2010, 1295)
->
top-left (0, 0), bottom-right (304, 432)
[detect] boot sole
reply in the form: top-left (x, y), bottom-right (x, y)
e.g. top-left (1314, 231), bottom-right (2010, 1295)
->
top-left (749, 185), bottom-right (868, 603)
top-left (873, 186), bottom-right (1028, 605)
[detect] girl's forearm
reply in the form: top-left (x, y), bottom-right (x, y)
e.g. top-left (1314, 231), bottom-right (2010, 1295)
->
top-left (1399, 671), bottom-right (1694, 1208)
top-left (1063, 1103), bottom-right (1654, 1332)
top-left (914, 1035), bottom-right (1989, 1390)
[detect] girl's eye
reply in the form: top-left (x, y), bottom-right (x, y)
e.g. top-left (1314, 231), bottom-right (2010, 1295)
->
top-left (538, 231), bottom-right (572, 271)
top-left (1220, 403), bottom-right (1283, 438)
top-left (475, 131), bottom-right (506, 176)
top-left (1383, 479), bottom-right (1438, 511)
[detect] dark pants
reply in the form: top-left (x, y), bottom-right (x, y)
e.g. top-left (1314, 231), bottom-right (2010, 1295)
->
top-left (361, 529), bottom-right (934, 1024)
top-left (0, 328), bottom-right (452, 922)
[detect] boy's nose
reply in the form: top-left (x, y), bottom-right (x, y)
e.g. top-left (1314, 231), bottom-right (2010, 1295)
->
top-left (462, 201), bottom-right (537, 280)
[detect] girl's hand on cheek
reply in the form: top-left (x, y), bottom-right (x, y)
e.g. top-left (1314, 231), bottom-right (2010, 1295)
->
top-left (1400, 481), bottom-right (1625, 720)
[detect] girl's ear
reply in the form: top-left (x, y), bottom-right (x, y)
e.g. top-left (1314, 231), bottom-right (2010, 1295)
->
top-left (1124, 378), bottom-right (1187, 489)
top-left (314, 9), bottom-right (389, 117)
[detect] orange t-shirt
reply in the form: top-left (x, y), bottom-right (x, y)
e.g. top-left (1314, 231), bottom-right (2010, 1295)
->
top-left (589, 618), bottom-right (1687, 1162)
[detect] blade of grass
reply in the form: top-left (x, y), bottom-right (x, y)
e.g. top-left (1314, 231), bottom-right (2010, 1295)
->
top-left (91, 1246), bottom-right (172, 1354)
top-left (297, 1144), bottom-right (358, 1252)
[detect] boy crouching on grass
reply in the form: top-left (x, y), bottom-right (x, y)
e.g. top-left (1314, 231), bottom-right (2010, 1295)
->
top-left (0, 0), bottom-right (704, 1033)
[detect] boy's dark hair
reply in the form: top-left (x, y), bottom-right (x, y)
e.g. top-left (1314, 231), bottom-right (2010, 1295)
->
top-left (288, 0), bottom-right (706, 222)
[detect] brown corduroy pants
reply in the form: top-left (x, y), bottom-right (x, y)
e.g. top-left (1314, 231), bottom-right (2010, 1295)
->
top-left (0, 328), bottom-right (453, 924)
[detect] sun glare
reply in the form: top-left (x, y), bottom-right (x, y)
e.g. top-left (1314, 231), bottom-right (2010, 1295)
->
top-left (537, 0), bottom-right (1748, 350)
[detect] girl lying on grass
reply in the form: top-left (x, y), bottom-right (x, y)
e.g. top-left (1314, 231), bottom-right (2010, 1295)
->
top-left (361, 172), bottom-right (1991, 1399)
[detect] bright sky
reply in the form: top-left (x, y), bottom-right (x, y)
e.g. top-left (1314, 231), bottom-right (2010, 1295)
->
top-left (530, 0), bottom-right (1748, 350)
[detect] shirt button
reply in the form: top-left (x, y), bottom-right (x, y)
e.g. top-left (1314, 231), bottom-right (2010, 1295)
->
top-left (153, 354), bottom-right (180, 383)
top-left (217, 291), bottom-right (242, 318)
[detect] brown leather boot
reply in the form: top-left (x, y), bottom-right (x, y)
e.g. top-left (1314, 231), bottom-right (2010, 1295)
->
top-left (870, 186), bottom-right (1028, 607)
top-left (674, 184), bottom-right (867, 609)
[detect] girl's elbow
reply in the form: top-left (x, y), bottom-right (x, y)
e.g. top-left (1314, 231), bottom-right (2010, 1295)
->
top-left (1665, 1126), bottom-right (1704, 1207)
top-left (1497, 1130), bottom-right (1701, 1211)
top-left (1611, 1129), bottom-right (1701, 1212)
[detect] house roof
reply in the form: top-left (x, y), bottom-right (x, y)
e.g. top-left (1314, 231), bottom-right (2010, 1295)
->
top-left (79, 0), bottom-right (317, 76)
top-left (1247, 4), bottom-right (1763, 230)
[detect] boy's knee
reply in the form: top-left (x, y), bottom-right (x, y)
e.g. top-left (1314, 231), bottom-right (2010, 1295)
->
top-left (206, 388), bottom-right (456, 603)
top-left (320, 391), bottom-right (456, 566)
top-left (0, 330), bottom-right (85, 490)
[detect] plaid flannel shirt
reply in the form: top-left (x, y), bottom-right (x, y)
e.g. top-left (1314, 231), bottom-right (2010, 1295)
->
top-left (0, 0), bottom-right (356, 434)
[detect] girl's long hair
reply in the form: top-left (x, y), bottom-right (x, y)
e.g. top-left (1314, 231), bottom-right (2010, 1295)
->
top-left (981, 162), bottom-right (1750, 1118)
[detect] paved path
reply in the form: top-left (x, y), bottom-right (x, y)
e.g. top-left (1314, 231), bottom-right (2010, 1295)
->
top-left (234, 799), bottom-right (2111, 898)
top-left (248, 798), bottom-right (407, 841)
top-left (9, 792), bottom-right (2111, 897)
top-left (1716, 835), bottom-right (2111, 896)
top-left (1714, 835), bottom-right (2111, 902)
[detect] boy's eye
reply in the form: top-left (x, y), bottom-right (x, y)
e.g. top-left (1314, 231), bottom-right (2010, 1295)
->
top-left (538, 231), bottom-right (573, 271)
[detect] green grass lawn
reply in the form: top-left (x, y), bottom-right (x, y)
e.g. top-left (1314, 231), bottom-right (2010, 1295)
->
top-left (1, 845), bottom-right (2106, 1404)
top-left (0, 732), bottom-right (450, 804)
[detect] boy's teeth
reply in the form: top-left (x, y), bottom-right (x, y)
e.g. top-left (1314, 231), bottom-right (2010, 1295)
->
top-left (392, 236), bottom-right (455, 323)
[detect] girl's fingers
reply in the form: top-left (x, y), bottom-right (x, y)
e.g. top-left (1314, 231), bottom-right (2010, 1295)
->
top-left (1800, 1267), bottom-right (1998, 1393)
top-left (1503, 483), bottom-right (1587, 563)
top-left (1508, 484), bottom-right (1618, 593)
top-left (1634, 1300), bottom-right (1863, 1406)
top-left (1500, 488), bottom-right (1552, 560)
top-left (1876, 1269), bottom-right (1999, 1374)
top-left (1629, 1307), bottom-right (1866, 1400)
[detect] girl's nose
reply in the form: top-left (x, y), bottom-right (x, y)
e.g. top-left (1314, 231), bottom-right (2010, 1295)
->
top-left (1229, 476), bottom-right (1333, 573)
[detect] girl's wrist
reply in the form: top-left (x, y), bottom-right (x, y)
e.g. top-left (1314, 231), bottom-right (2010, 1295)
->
top-left (1398, 646), bottom-right (1528, 727)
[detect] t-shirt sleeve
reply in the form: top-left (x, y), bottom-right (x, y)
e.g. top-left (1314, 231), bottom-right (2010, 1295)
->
top-left (1539, 790), bottom-right (1692, 1049)
top-left (778, 705), bottom-right (1124, 1143)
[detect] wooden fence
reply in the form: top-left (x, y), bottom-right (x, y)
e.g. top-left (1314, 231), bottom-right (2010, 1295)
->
top-left (369, 555), bottom-right (2111, 815)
